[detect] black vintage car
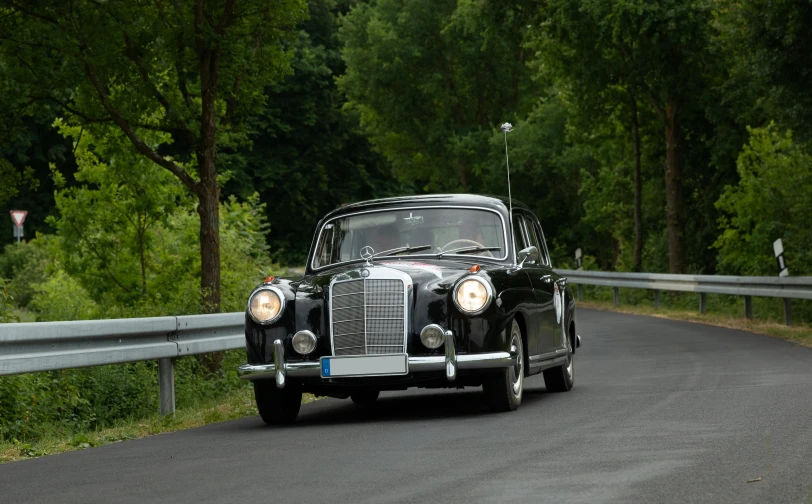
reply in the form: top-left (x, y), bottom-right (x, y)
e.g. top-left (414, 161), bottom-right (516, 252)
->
top-left (237, 194), bottom-right (580, 424)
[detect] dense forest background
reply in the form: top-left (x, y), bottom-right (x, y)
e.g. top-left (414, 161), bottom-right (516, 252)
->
top-left (1, 0), bottom-right (811, 325)
top-left (1, 0), bottom-right (811, 445)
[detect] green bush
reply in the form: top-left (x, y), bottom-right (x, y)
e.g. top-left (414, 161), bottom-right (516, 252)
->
top-left (0, 350), bottom-right (250, 443)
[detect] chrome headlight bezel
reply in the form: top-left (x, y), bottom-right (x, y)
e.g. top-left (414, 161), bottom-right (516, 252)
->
top-left (292, 330), bottom-right (317, 355)
top-left (420, 324), bottom-right (446, 349)
top-left (452, 276), bottom-right (493, 315)
top-left (247, 285), bottom-right (286, 325)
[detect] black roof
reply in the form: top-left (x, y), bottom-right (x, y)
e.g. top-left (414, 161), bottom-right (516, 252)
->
top-left (324, 194), bottom-right (530, 220)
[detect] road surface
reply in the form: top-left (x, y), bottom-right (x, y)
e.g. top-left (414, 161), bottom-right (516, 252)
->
top-left (2, 309), bottom-right (812, 503)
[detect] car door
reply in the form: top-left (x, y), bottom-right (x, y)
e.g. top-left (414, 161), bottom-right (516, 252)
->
top-left (531, 218), bottom-right (564, 352)
top-left (522, 213), bottom-right (558, 356)
top-left (510, 213), bottom-right (542, 357)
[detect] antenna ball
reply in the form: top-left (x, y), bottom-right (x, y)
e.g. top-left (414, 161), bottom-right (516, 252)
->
top-left (500, 122), bottom-right (513, 133)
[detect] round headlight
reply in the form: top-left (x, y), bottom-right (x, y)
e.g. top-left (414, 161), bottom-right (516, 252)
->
top-left (453, 277), bottom-right (492, 314)
top-left (292, 330), bottom-right (317, 355)
top-left (420, 324), bottom-right (445, 349)
top-left (248, 287), bottom-right (285, 324)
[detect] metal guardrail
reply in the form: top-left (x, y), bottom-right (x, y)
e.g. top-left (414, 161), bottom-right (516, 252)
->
top-left (0, 313), bottom-right (245, 414)
top-left (2, 270), bottom-right (810, 416)
top-left (557, 269), bottom-right (812, 325)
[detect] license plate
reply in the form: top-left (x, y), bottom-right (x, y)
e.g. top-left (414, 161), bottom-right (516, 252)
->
top-left (320, 354), bottom-right (408, 378)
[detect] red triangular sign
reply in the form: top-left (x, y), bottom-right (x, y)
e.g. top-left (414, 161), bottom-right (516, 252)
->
top-left (10, 210), bottom-right (27, 227)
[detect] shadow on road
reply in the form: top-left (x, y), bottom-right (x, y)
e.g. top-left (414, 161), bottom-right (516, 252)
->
top-left (242, 384), bottom-right (551, 429)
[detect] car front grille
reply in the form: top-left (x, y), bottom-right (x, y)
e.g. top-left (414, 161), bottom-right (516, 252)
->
top-left (330, 278), bottom-right (406, 356)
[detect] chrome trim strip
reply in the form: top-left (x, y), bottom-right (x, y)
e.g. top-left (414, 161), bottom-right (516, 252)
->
top-left (309, 205), bottom-right (511, 272)
top-left (528, 348), bottom-right (569, 363)
top-left (237, 352), bottom-right (516, 381)
top-left (444, 330), bottom-right (456, 382)
top-left (273, 339), bottom-right (286, 389)
top-left (528, 355), bottom-right (568, 371)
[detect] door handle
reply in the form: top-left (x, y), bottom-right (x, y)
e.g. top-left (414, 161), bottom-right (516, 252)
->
top-left (540, 275), bottom-right (553, 284)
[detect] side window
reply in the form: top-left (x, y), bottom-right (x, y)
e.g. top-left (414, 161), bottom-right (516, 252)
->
top-left (512, 214), bottom-right (528, 255)
top-left (521, 215), bottom-right (542, 265)
top-left (534, 221), bottom-right (551, 266)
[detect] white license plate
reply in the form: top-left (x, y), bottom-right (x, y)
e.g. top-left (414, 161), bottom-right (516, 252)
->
top-left (320, 354), bottom-right (408, 378)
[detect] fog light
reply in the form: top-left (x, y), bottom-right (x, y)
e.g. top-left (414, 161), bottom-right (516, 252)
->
top-left (420, 324), bottom-right (445, 349)
top-left (292, 330), bottom-right (317, 355)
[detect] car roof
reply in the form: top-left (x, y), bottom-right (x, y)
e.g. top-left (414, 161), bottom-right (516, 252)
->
top-left (324, 194), bottom-right (531, 220)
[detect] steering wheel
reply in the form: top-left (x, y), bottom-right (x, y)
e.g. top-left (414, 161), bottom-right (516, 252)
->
top-left (439, 239), bottom-right (494, 258)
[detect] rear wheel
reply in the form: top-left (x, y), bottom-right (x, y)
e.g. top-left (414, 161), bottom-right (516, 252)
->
top-left (253, 379), bottom-right (302, 425)
top-left (350, 389), bottom-right (380, 405)
top-left (482, 320), bottom-right (524, 412)
top-left (543, 327), bottom-right (574, 392)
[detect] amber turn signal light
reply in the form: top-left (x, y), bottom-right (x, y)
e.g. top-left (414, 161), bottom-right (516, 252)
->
top-left (469, 264), bottom-right (481, 273)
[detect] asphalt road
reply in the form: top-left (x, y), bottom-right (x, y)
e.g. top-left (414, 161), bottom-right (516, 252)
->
top-left (3, 308), bottom-right (812, 504)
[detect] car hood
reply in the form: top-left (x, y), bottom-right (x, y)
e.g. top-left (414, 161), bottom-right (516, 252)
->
top-left (300, 258), bottom-right (498, 294)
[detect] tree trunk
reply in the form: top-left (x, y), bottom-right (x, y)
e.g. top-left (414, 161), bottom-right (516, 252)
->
top-left (629, 91), bottom-right (643, 272)
top-left (197, 44), bottom-right (223, 372)
top-left (663, 95), bottom-right (685, 273)
top-left (197, 183), bottom-right (221, 313)
top-left (458, 161), bottom-right (469, 191)
top-left (137, 224), bottom-right (147, 298)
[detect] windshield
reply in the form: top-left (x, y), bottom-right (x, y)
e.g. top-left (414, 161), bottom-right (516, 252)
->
top-left (311, 207), bottom-right (507, 269)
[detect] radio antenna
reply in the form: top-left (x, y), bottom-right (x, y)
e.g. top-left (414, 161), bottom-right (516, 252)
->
top-left (500, 122), bottom-right (515, 264)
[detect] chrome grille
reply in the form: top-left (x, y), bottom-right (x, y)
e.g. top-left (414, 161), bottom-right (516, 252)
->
top-left (331, 278), bottom-right (406, 356)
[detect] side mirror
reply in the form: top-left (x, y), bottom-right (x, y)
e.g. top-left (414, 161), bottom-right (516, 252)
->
top-left (516, 246), bottom-right (539, 267)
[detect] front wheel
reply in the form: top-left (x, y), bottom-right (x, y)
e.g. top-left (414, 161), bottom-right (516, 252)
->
top-left (253, 379), bottom-right (302, 425)
top-left (482, 320), bottom-right (524, 412)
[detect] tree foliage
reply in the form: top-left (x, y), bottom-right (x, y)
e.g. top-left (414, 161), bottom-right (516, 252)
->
top-left (339, 0), bottom-right (536, 191)
top-left (223, 0), bottom-right (405, 264)
top-left (714, 124), bottom-right (812, 276)
top-left (0, 0), bottom-right (308, 312)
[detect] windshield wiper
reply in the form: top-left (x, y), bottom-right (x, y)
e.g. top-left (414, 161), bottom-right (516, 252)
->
top-left (367, 245), bottom-right (432, 262)
top-left (437, 246), bottom-right (501, 259)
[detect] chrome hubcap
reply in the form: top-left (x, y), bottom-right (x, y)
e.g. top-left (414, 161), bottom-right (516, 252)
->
top-left (509, 332), bottom-right (523, 397)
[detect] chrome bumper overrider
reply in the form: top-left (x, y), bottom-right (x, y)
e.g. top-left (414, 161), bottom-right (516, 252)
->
top-left (237, 331), bottom-right (517, 389)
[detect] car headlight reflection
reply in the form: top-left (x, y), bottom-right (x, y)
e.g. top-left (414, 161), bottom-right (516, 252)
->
top-left (453, 277), bottom-right (493, 314)
top-left (248, 287), bottom-right (285, 324)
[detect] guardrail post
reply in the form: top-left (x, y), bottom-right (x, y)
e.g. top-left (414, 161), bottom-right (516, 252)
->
top-left (700, 293), bottom-right (707, 315)
top-left (158, 358), bottom-right (175, 415)
top-left (613, 287), bottom-right (620, 306)
top-left (744, 296), bottom-right (752, 319)
top-left (784, 298), bottom-right (792, 326)
top-left (577, 284), bottom-right (583, 301)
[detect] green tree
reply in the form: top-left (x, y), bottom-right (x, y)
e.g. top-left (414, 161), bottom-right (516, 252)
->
top-left (48, 122), bottom-right (185, 303)
top-left (715, 0), bottom-right (812, 140)
top-left (528, 0), bottom-right (714, 273)
top-left (339, 0), bottom-right (536, 192)
top-left (224, 0), bottom-right (404, 265)
top-left (714, 124), bottom-right (812, 276)
top-left (0, 0), bottom-right (307, 312)
top-left (44, 123), bottom-right (276, 319)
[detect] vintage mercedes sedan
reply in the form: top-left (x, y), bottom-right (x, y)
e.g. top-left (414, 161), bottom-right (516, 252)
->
top-left (237, 194), bottom-right (580, 424)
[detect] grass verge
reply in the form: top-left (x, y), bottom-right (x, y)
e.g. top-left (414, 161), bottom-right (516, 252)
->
top-left (0, 388), bottom-right (318, 464)
top-left (579, 300), bottom-right (812, 348)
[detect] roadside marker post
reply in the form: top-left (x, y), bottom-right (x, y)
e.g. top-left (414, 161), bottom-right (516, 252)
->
top-left (9, 210), bottom-right (27, 244)
top-left (774, 239), bottom-right (791, 326)
top-left (575, 248), bottom-right (583, 301)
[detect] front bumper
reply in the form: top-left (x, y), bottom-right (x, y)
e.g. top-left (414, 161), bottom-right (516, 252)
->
top-left (237, 330), bottom-right (517, 389)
